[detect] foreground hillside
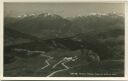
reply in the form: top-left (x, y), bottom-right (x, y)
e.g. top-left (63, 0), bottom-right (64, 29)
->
top-left (4, 49), bottom-right (124, 77)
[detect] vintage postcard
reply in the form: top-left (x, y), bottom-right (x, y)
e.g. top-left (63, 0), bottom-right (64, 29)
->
top-left (0, 0), bottom-right (128, 80)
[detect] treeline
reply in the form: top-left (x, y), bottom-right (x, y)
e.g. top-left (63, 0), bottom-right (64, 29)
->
top-left (4, 13), bottom-right (124, 60)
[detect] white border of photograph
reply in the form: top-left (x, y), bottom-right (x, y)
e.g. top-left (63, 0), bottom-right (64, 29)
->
top-left (0, 0), bottom-right (128, 80)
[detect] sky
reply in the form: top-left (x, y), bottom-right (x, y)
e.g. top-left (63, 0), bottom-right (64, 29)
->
top-left (4, 3), bottom-right (124, 17)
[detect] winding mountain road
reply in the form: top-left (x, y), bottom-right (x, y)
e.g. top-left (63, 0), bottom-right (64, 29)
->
top-left (47, 68), bottom-right (69, 77)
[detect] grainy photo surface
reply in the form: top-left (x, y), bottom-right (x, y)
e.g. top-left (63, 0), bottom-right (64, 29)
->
top-left (4, 2), bottom-right (124, 77)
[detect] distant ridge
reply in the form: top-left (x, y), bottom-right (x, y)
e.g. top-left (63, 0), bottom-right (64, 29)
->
top-left (4, 28), bottom-right (40, 46)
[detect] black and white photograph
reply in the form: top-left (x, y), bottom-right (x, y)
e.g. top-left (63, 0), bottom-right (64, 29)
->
top-left (3, 2), bottom-right (125, 77)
